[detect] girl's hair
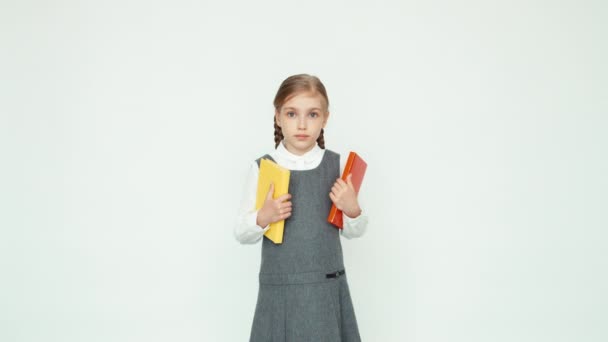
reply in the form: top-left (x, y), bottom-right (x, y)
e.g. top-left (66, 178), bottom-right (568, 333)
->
top-left (273, 74), bottom-right (329, 149)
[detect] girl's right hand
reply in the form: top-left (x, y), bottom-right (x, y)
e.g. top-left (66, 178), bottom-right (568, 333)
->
top-left (256, 183), bottom-right (292, 228)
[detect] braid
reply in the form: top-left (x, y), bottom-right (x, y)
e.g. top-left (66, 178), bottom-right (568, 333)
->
top-left (274, 119), bottom-right (284, 149)
top-left (316, 128), bottom-right (325, 149)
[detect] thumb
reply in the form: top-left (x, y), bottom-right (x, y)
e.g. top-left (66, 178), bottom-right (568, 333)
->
top-left (346, 173), bottom-right (354, 187)
top-left (266, 182), bottom-right (275, 200)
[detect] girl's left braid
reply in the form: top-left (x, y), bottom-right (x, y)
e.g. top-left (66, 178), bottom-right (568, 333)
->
top-left (316, 128), bottom-right (325, 149)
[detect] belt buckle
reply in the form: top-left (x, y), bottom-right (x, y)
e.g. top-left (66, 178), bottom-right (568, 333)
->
top-left (326, 270), bottom-right (344, 279)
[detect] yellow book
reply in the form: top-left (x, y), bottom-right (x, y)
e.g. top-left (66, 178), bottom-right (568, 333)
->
top-left (255, 158), bottom-right (290, 244)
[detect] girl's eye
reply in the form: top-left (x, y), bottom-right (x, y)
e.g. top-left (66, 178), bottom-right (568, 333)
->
top-left (287, 112), bottom-right (296, 117)
top-left (310, 112), bottom-right (319, 118)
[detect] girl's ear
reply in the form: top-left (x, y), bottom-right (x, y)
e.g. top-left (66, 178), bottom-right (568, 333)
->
top-left (323, 111), bottom-right (330, 128)
top-left (275, 110), bottom-right (281, 127)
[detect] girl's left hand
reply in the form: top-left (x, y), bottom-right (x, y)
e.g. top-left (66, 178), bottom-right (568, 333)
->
top-left (329, 174), bottom-right (362, 218)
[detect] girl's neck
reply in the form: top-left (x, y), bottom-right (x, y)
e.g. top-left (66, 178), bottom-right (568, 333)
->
top-left (281, 141), bottom-right (316, 157)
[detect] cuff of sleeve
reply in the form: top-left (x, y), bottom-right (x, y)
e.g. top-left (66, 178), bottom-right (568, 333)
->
top-left (247, 210), bottom-right (270, 231)
top-left (340, 210), bottom-right (368, 239)
top-left (343, 209), bottom-right (364, 223)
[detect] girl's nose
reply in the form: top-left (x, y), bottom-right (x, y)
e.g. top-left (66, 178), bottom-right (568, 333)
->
top-left (298, 117), bottom-right (307, 129)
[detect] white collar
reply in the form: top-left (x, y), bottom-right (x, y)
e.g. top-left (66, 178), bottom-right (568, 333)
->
top-left (275, 140), bottom-right (323, 164)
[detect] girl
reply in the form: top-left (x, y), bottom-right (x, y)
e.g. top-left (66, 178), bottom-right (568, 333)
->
top-left (234, 74), bottom-right (368, 341)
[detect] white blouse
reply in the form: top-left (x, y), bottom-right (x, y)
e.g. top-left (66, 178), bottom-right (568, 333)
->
top-left (234, 141), bottom-right (369, 244)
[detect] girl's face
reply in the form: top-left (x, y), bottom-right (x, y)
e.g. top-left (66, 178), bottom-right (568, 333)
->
top-left (275, 92), bottom-right (329, 156)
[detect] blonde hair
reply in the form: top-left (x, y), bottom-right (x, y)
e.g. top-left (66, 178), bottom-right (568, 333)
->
top-left (272, 74), bottom-right (329, 149)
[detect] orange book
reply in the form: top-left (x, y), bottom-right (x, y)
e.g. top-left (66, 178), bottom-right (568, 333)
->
top-left (327, 151), bottom-right (367, 229)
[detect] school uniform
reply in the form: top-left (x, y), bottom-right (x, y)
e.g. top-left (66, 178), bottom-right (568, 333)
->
top-left (234, 142), bottom-right (369, 244)
top-left (237, 142), bottom-right (366, 342)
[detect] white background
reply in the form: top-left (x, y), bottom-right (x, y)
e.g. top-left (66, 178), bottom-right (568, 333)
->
top-left (1, 0), bottom-right (607, 341)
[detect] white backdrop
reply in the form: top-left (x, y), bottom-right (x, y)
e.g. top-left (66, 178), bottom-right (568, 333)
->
top-left (1, 0), bottom-right (607, 341)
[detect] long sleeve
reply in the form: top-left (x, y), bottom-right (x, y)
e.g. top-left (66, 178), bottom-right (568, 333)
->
top-left (234, 161), bottom-right (270, 244)
top-left (338, 155), bottom-right (369, 239)
top-left (340, 206), bottom-right (369, 239)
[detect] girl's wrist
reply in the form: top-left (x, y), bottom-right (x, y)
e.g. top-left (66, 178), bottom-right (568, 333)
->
top-left (257, 218), bottom-right (268, 228)
top-left (256, 211), bottom-right (268, 228)
top-left (344, 205), bottom-right (362, 218)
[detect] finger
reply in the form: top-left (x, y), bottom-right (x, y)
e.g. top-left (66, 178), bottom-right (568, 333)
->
top-left (266, 183), bottom-right (274, 200)
top-left (279, 200), bottom-right (292, 215)
top-left (346, 173), bottom-right (354, 186)
top-left (329, 192), bottom-right (337, 203)
top-left (336, 178), bottom-right (347, 188)
top-left (330, 188), bottom-right (340, 199)
top-left (276, 193), bottom-right (291, 202)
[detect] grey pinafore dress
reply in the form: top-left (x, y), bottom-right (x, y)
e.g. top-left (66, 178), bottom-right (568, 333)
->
top-left (249, 149), bottom-right (361, 342)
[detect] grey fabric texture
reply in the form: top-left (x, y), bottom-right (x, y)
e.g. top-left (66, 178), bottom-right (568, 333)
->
top-left (249, 149), bottom-right (361, 342)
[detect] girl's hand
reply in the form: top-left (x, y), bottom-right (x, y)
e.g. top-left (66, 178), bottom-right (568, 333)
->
top-left (256, 183), bottom-right (292, 228)
top-left (329, 174), bottom-right (362, 218)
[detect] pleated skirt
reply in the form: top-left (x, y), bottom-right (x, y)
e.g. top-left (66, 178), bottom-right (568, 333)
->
top-left (249, 273), bottom-right (361, 342)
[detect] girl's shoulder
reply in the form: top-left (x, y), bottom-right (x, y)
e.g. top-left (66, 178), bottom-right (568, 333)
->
top-left (254, 152), bottom-right (276, 162)
top-left (324, 148), bottom-right (339, 155)
top-left (323, 148), bottom-right (340, 160)
top-left (254, 151), bottom-right (276, 165)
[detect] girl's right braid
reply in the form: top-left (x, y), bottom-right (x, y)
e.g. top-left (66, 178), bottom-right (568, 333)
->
top-left (274, 119), bottom-right (284, 149)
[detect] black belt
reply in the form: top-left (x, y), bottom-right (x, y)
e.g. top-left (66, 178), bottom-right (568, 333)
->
top-left (259, 269), bottom-right (347, 284)
top-left (326, 269), bottom-right (346, 279)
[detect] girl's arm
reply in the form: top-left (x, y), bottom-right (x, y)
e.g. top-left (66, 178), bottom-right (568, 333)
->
top-left (234, 161), bottom-right (271, 244)
top-left (341, 199), bottom-right (369, 239)
top-left (339, 156), bottom-right (369, 239)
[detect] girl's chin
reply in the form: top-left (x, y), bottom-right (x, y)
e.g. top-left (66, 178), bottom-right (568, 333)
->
top-left (288, 138), bottom-right (310, 145)
top-left (285, 141), bottom-right (315, 154)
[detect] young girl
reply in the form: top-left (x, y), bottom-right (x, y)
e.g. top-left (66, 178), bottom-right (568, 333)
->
top-left (234, 74), bottom-right (368, 341)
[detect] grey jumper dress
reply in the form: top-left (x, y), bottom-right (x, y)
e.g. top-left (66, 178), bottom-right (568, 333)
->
top-left (249, 149), bottom-right (362, 342)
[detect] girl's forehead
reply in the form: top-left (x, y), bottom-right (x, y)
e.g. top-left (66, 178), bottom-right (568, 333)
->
top-left (282, 92), bottom-right (326, 109)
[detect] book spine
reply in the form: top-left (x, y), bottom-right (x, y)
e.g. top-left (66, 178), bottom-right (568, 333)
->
top-left (327, 152), bottom-right (356, 228)
top-left (342, 152), bottom-right (355, 181)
